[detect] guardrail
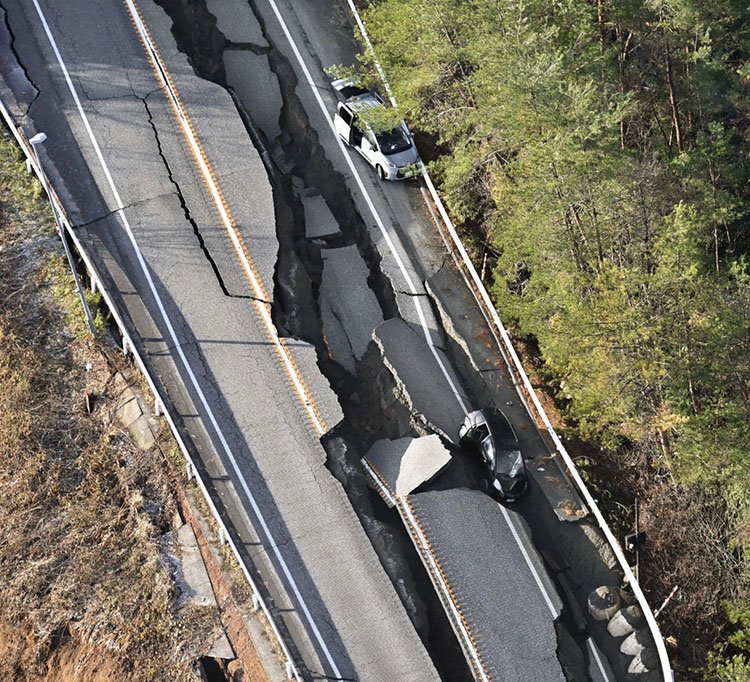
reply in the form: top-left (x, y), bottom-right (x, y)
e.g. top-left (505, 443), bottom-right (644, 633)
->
top-left (0, 98), bottom-right (302, 681)
top-left (399, 496), bottom-right (490, 682)
top-left (343, 2), bottom-right (673, 679)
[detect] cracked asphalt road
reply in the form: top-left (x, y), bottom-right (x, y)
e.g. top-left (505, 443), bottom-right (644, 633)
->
top-left (0, 0), bottom-right (636, 680)
top-left (0, 1), bottom-right (439, 680)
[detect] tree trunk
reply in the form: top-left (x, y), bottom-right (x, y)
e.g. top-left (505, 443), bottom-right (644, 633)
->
top-left (664, 44), bottom-right (683, 152)
top-left (618, 29), bottom-right (633, 150)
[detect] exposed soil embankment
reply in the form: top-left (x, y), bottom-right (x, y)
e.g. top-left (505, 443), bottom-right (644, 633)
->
top-left (0, 137), bottom-right (213, 681)
top-left (0, 624), bottom-right (122, 682)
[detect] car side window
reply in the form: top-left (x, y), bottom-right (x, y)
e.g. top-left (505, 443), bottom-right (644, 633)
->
top-left (364, 129), bottom-right (377, 150)
top-left (339, 105), bottom-right (353, 126)
top-left (464, 424), bottom-right (490, 445)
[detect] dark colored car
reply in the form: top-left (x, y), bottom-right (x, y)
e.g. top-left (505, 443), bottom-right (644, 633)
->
top-left (458, 408), bottom-right (528, 501)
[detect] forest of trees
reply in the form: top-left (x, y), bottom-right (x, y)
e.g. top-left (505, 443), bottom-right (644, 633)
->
top-left (359, 0), bottom-right (750, 677)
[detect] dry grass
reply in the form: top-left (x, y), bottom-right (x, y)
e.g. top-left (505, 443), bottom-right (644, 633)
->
top-left (0, 132), bottom-right (210, 679)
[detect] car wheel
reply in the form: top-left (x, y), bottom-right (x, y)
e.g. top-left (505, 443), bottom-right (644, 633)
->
top-left (376, 165), bottom-right (386, 181)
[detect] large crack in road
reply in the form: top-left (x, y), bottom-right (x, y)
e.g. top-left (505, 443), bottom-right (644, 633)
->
top-left (148, 1), bottom-right (607, 680)
top-left (151, 0), bottom-right (471, 679)
top-left (0, 1), bottom-right (39, 118)
top-left (142, 93), bottom-right (261, 301)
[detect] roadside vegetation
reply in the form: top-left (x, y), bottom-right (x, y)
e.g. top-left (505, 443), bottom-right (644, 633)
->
top-left (358, 0), bottom-right (750, 677)
top-left (0, 131), bottom-right (209, 680)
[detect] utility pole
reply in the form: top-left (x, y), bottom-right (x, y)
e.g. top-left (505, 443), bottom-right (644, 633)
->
top-left (625, 496), bottom-right (646, 582)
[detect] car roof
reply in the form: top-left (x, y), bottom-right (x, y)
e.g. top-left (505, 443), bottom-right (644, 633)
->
top-left (345, 92), bottom-right (385, 113)
top-left (331, 77), bottom-right (369, 100)
top-left (482, 408), bottom-right (516, 442)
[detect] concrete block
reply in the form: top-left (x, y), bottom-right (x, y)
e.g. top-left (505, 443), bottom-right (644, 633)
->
top-left (364, 435), bottom-right (452, 498)
top-left (177, 523), bottom-right (214, 608)
top-left (128, 415), bottom-right (156, 450)
top-left (587, 586), bottom-right (620, 621)
top-left (620, 627), bottom-right (655, 656)
top-left (607, 605), bottom-right (645, 638)
top-left (117, 394), bottom-right (142, 427)
top-left (301, 191), bottom-right (340, 239)
top-left (627, 647), bottom-right (660, 674)
top-left (207, 630), bottom-right (235, 659)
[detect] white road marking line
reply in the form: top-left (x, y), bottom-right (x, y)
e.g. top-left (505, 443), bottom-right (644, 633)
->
top-left (264, 0), bottom-right (470, 419)
top-left (587, 637), bottom-right (613, 682)
top-left (498, 504), bottom-right (559, 617)
top-left (30, 1), bottom-right (342, 677)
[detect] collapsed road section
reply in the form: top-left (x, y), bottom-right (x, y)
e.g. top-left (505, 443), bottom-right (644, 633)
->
top-left (147, 0), bottom-right (631, 680)
top-left (0, 0), bottom-right (443, 679)
top-left (363, 436), bottom-right (565, 682)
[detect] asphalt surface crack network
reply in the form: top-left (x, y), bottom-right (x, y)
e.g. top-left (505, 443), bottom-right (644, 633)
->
top-left (0, 1), bottom-right (40, 117)
top-left (78, 84), bottom-right (162, 104)
top-left (141, 93), bottom-right (262, 302)
top-left (224, 40), bottom-right (270, 55)
top-left (395, 289), bottom-right (428, 297)
top-left (73, 203), bottom-right (141, 230)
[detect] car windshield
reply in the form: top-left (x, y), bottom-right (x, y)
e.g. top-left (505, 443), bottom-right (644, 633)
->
top-left (495, 449), bottom-right (524, 477)
top-left (377, 126), bottom-right (412, 155)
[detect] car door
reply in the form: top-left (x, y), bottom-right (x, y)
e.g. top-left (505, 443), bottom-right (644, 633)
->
top-left (357, 127), bottom-right (380, 167)
top-left (334, 103), bottom-right (355, 144)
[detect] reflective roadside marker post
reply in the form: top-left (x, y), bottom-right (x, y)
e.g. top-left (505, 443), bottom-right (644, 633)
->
top-left (625, 496), bottom-right (647, 582)
top-left (29, 132), bottom-right (97, 337)
top-left (654, 585), bottom-right (680, 619)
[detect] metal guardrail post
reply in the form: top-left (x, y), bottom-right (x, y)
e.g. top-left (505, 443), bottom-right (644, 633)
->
top-left (28, 131), bottom-right (97, 336)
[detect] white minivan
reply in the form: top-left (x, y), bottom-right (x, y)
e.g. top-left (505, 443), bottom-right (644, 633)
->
top-left (332, 79), bottom-right (422, 181)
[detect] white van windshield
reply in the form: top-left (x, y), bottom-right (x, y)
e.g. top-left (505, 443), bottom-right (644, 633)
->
top-left (377, 127), bottom-right (412, 155)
